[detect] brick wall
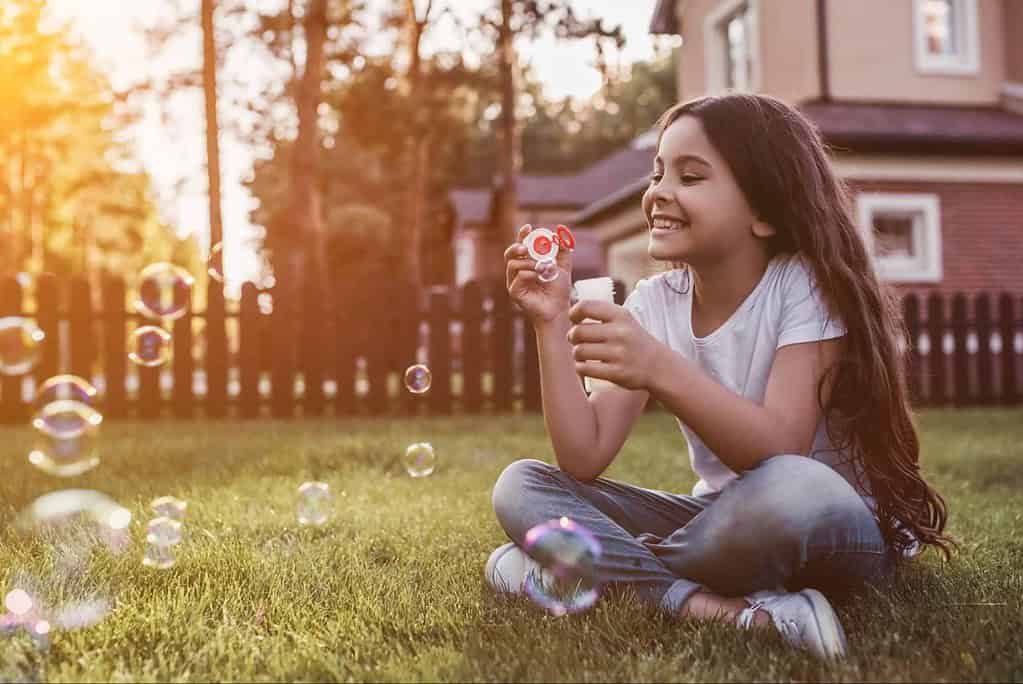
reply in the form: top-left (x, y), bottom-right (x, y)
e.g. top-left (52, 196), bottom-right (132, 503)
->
top-left (848, 180), bottom-right (1023, 297)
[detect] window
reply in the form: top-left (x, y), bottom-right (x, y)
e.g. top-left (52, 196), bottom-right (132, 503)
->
top-left (856, 194), bottom-right (943, 283)
top-left (913, 0), bottom-right (979, 75)
top-left (704, 0), bottom-right (759, 93)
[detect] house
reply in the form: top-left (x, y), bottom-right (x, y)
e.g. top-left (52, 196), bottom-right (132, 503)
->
top-left (450, 136), bottom-right (658, 288)
top-left (577, 0), bottom-right (1023, 296)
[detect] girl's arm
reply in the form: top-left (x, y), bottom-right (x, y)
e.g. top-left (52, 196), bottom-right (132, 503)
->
top-left (648, 338), bottom-right (842, 473)
top-left (535, 313), bottom-right (649, 482)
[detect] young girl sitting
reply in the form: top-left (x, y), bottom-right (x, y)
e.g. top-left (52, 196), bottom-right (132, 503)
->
top-left (486, 93), bottom-right (953, 662)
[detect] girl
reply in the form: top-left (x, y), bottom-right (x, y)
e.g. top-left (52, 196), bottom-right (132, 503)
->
top-left (486, 93), bottom-right (953, 662)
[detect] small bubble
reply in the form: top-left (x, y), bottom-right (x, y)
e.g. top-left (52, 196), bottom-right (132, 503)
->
top-left (0, 317), bottom-right (45, 376)
top-left (403, 364), bottom-right (432, 394)
top-left (297, 482), bottom-right (330, 526)
top-left (128, 325), bottom-right (172, 368)
top-left (135, 262), bottom-right (195, 321)
top-left (207, 242), bottom-right (225, 283)
top-left (403, 442), bottom-right (436, 478)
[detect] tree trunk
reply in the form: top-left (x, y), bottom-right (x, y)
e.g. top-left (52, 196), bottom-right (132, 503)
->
top-left (201, 0), bottom-right (225, 273)
top-left (405, 0), bottom-right (432, 292)
top-left (496, 0), bottom-right (519, 281)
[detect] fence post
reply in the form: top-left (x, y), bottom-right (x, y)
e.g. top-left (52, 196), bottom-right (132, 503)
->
top-left (35, 274), bottom-right (59, 388)
top-left (902, 294), bottom-right (922, 405)
top-left (428, 289), bottom-right (452, 415)
top-left (926, 293), bottom-right (946, 407)
top-left (522, 310), bottom-right (540, 412)
top-left (172, 278), bottom-right (195, 419)
top-left (0, 276), bottom-right (24, 424)
top-left (334, 296), bottom-right (357, 416)
top-left (238, 283), bottom-right (260, 418)
top-left (461, 281), bottom-right (484, 414)
top-left (301, 275), bottom-right (326, 417)
top-left (998, 293), bottom-right (1018, 405)
top-left (365, 288), bottom-right (390, 416)
top-left (395, 286), bottom-right (422, 416)
top-left (270, 284), bottom-right (294, 419)
top-left (950, 293), bottom-right (970, 407)
top-left (974, 293), bottom-right (994, 406)
top-left (69, 276), bottom-right (93, 381)
top-left (492, 289), bottom-right (514, 413)
top-left (101, 275), bottom-right (127, 419)
top-left (206, 282), bottom-right (227, 418)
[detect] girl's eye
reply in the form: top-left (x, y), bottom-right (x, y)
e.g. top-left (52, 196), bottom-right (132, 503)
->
top-left (648, 172), bottom-right (663, 183)
top-left (681, 174), bottom-right (702, 184)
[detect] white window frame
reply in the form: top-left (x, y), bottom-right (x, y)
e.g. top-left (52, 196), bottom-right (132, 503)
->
top-left (703, 0), bottom-right (760, 94)
top-left (912, 0), bottom-right (980, 76)
top-left (856, 193), bottom-right (943, 283)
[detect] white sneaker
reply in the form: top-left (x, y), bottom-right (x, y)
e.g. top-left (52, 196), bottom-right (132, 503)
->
top-left (736, 588), bottom-right (848, 661)
top-left (484, 542), bottom-right (548, 595)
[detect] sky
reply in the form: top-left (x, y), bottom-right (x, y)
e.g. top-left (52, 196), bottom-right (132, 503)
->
top-left (47, 0), bottom-right (663, 291)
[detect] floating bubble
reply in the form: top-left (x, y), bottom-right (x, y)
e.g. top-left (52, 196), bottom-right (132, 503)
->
top-left (128, 325), bottom-right (172, 368)
top-left (142, 543), bottom-right (176, 570)
top-left (29, 400), bottom-right (103, 477)
top-left (403, 364), bottom-right (432, 394)
top-left (34, 375), bottom-right (98, 411)
top-left (146, 516), bottom-right (182, 547)
top-left (135, 262), bottom-right (195, 321)
top-left (536, 260), bottom-right (560, 283)
top-left (207, 242), bottom-right (225, 283)
top-left (17, 490), bottom-right (131, 556)
top-left (0, 317), bottom-right (45, 376)
top-left (523, 517), bottom-right (602, 616)
top-left (4, 589), bottom-right (33, 617)
top-left (403, 442), bottom-right (436, 478)
top-left (297, 481), bottom-right (330, 526)
top-left (151, 496), bottom-right (187, 521)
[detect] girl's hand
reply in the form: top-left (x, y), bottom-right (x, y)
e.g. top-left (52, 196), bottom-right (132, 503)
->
top-left (505, 224), bottom-right (573, 326)
top-left (567, 300), bottom-right (666, 391)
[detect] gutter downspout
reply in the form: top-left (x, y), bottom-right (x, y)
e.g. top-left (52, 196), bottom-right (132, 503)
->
top-left (817, 0), bottom-right (831, 101)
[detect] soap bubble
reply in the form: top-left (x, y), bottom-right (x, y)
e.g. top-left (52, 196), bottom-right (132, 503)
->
top-left (523, 517), bottom-right (602, 616)
top-left (17, 490), bottom-right (132, 556)
top-left (403, 442), bottom-right (436, 478)
top-left (403, 364), bottom-right (432, 394)
top-left (297, 482), bottom-right (330, 526)
top-left (128, 325), bottom-right (172, 367)
top-left (135, 262), bottom-right (194, 321)
top-left (5, 589), bottom-right (33, 617)
top-left (150, 496), bottom-right (187, 521)
top-left (29, 400), bottom-right (103, 477)
top-left (146, 517), bottom-right (182, 547)
top-left (142, 543), bottom-right (176, 570)
top-left (34, 375), bottom-right (98, 411)
top-left (207, 242), bottom-right (225, 283)
top-left (0, 317), bottom-right (45, 376)
top-left (536, 260), bottom-right (560, 283)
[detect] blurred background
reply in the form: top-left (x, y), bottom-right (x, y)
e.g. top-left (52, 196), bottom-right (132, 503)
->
top-left (2, 0), bottom-right (1022, 419)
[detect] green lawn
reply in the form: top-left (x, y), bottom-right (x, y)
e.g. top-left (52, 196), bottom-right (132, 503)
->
top-left (1, 409), bottom-right (1021, 682)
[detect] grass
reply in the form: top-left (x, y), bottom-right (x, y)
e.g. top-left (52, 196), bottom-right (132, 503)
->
top-left (1, 408), bottom-right (1021, 682)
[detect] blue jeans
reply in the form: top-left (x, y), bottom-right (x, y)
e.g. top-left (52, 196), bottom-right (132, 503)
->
top-left (491, 454), bottom-right (895, 614)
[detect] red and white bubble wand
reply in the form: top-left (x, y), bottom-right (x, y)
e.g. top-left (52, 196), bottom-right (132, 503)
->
top-left (523, 224), bottom-right (575, 282)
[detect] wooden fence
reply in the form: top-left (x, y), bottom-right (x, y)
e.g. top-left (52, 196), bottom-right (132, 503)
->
top-left (1, 274), bottom-right (1021, 423)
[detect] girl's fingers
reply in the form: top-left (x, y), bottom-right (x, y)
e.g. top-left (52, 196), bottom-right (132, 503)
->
top-left (504, 242), bottom-right (528, 262)
top-left (571, 343), bottom-right (618, 363)
top-left (517, 224), bottom-right (533, 242)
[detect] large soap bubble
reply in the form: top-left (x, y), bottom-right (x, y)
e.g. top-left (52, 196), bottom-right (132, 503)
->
top-left (523, 517), bottom-right (602, 616)
top-left (0, 317), bottom-right (45, 376)
top-left (135, 262), bottom-right (195, 321)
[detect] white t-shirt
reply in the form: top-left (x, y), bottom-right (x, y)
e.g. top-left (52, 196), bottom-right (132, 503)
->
top-left (622, 253), bottom-right (874, 507)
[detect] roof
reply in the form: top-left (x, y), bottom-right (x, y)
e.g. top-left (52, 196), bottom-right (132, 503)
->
top-left (801, 101), bottom-right (1023, 155)
top-left (519, 136), bottom-right (657, 208)
top-left (450, 189), bottom-right (492, 225)
top-left (450, 131), bottom-right (658, 224)
top-left (650, 0), bottom-right (679, 35)
top-left (574, 102), bottom-right (1023, 226)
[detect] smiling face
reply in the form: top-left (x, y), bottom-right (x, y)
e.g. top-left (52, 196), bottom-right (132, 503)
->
top-left (641, 115), bottom-right (774, 267)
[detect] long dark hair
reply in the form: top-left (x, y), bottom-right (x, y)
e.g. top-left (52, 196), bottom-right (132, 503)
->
top-left (657, 94), bottom-right (954, 562)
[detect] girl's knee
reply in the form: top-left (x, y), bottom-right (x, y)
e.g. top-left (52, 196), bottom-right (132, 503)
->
top-left (491, 459), bottom-right (555, 531)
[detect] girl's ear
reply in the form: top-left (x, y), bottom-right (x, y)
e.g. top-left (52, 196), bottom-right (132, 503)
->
top-left (751, 218), bottom-right (777, 239)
